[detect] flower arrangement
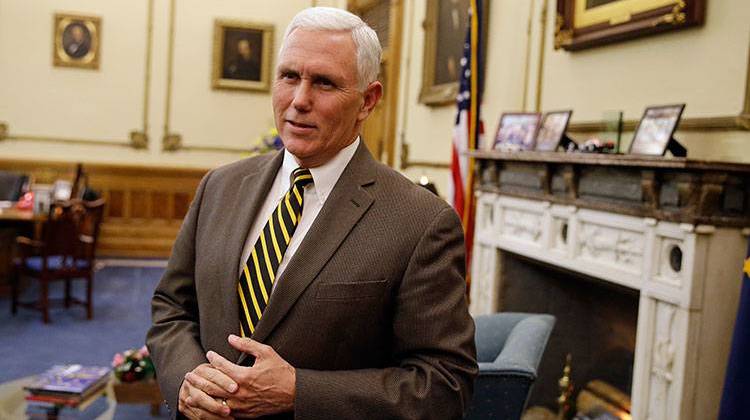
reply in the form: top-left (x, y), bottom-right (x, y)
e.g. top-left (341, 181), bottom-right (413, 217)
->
top-left (249, 127), bottom-right (284, 155)
top-left (112, 346), bottom-right (155, 383)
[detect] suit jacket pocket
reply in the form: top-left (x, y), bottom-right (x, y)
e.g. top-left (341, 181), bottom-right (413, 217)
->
top-left (316, 279), bottom-right (387, 300)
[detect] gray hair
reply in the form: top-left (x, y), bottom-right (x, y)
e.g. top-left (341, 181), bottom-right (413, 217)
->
top-left (281, 7), bottom-right (381, 90)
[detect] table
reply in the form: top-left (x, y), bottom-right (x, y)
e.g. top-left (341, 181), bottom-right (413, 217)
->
top-left (0, 208), bottom-right (45, 296)
top-left (0, 375), bottom-right (115, 420)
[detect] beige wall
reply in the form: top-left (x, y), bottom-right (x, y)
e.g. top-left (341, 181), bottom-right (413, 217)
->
top-left (0, 0), bottom-right (317, 168)
top-left (1, 0), bottom-right (748, 191)
top-left (396, 0), bottom-right (750, 194)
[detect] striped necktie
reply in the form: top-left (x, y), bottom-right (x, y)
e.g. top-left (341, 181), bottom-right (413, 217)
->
top-left (237, 167), bottom-right (313, 337)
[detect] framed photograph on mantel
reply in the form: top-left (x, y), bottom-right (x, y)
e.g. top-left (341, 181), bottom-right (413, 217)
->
top-left (493, 112), bottom-right (542, 151)
top-left (535, 110), bottom-right (573, 152)
top-left (629, 104), bottom-right (685, 156)
top-left (419, 0), bottom-right (489, 106)
top-left (555, 0), bottom-right (706, 51)
top-left (212, 19), bottom-right (274, 92)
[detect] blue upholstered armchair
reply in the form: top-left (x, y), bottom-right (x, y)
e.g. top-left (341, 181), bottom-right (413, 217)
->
top-left (465, 312), bottom-right (556, 420)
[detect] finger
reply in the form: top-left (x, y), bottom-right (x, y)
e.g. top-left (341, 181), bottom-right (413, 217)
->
top-left (193, 364), bottom-right (238, 394)
top-left (187, 405), bottom-right (230, 420)
top-left (185, 371), bottom-right (236, 399)
top-left (183, 380), bottom-right (231, 418)
top-left (227, 334), bottom-right (270, 358)
top-left (206, 350), bottom-right (243, 378)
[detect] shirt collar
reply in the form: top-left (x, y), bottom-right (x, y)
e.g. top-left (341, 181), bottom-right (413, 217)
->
top-left (281, 137), bottom-right (360, 205)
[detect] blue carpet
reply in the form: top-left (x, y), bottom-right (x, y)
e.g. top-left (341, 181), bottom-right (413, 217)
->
top-left (0, 265), bottom-right (169, 418)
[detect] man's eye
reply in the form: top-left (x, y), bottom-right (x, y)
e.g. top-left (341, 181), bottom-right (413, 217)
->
top-left (315, 78), bottom-right (335, 88)
top-left (280, 72), bottom-right (299, 81)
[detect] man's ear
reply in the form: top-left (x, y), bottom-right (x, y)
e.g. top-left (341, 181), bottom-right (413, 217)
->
top-left (357, 81), bottom-right (383, 122)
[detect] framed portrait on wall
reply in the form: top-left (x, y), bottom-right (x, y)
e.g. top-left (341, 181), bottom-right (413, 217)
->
top-left (212, 20), bottom-right (274, 92)
top-left (535, 110), bottom-right (573, 151)
top-left (555, 0), bottom-right (706, 51)
top-left (53, 13), bottom-right (101, 70)
top-left (419, 0), bottom-right (489, 106)
top-left (629, 104), bottom-right (685, 156)
top-left (493, 113), bottom-right (542, 151)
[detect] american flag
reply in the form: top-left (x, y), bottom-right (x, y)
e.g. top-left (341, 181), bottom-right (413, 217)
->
top-left (447, 0), bottom-right (483, 285)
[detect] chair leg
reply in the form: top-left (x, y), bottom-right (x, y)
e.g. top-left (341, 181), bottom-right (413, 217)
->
top-left (64, 279), bottom-right (71, 308)
top-left (41, 279), bottom-right (50, 324)
top-left (10, 269), bottom-right (18, 315)
top-left (86, 274), bottom-right (93, 320)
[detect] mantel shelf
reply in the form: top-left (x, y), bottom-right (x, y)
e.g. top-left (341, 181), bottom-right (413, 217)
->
top-left (468, 150), bottom-right (750, 173)
top-left (470, 150), bottom-right (750, 227)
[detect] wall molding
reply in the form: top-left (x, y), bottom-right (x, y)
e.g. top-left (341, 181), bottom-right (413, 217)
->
top-left (162, 0), bottom-right (251, 155)
top-left (0, 158), bottom-right (206, 258)
top-left (400, 142), bottom-right (450, 169)
top-left (563, 15), bottom-right (750, 134)
top-left (0, 0), bottom-right (155, 149)
top-left (569, 115), bottom-right (750, 134)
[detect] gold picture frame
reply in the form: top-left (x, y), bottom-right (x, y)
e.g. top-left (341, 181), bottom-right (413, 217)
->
top-left (212, 19), bottom-right (274, 92)
top-left (419, 0), bottom-right (489, 106)
top-left (555, 0), bottom-right (706, 51)
top-left (53, 13), bottom-right (101, 70)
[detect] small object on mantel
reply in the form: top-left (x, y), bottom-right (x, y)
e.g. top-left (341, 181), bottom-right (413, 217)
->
top-left (417, 175), bottom-right (439, 196)
top-left (578, 138), bottom-right (616, 153)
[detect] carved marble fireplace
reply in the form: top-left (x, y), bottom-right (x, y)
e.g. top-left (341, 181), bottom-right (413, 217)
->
top-left (468, 151), bottom-right (750, 420)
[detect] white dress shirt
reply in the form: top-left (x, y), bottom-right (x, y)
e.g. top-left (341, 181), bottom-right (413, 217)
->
top-left (238, 137), bottom-right (360, 290)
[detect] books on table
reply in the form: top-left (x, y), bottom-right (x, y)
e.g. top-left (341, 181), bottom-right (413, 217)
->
top-left (24, 364), bottom-right (111, 417)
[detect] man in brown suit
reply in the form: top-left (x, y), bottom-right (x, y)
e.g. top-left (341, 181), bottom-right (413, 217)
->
top-left (147, 7), bottom-right (477, 419)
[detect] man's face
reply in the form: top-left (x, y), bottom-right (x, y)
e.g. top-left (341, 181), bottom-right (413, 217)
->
top-left (272, 28), bottom-right (382, 168)
top-left (71, 26), bottom-right (84, 43)
top-left (237, 39), bottom-right (251, 60)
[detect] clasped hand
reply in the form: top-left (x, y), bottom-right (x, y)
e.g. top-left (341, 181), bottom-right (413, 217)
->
top-left (178, 335), bottom-right (296, 419)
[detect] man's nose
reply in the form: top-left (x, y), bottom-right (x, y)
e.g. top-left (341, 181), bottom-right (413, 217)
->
top-left (291, 81), bottom-right (313, 112)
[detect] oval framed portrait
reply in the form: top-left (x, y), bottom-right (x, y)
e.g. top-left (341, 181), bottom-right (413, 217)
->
top-left (54, 13), bottom-right (101, 70)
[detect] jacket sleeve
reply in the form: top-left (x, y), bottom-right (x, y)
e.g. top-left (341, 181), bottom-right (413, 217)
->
top-left (146, 170), bottom-right (213, 417)
top-left (294, 206), bottom-right (478, 420)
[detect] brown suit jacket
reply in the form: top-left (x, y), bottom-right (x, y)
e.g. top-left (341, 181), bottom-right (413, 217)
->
top-left (146, 143), bottom-right (477, 419)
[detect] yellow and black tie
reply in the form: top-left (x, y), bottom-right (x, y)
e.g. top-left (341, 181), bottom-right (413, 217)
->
top-left (237, 167), bottom-right (313, 337)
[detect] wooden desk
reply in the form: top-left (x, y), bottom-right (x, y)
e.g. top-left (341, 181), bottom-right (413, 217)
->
top-left (0, 208), bottom-right (45, 296)
top-left (0, 208), bottom-right (43, 222)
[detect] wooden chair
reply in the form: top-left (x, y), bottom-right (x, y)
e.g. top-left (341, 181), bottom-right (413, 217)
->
top-left (11, 199), bottom-right (106, 323)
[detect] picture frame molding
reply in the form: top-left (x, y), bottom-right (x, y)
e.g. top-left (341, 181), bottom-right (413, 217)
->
top-left (211, 19), bottom-right (274, 93)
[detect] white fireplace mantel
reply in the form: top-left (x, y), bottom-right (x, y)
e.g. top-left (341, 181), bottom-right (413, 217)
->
top-left (470, 192), bottom-right (747, 420)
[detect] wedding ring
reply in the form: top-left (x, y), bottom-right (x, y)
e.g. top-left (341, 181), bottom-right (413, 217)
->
top-left (221, 399), bottom-right (228, 407)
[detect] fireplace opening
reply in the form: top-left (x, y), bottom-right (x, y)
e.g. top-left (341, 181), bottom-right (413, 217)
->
top-left (498, 251), bottom-right (639, 416)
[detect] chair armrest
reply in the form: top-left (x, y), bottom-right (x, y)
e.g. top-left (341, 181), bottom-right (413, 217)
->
top-left (15, 236), bottom-right (44, 259)
top-left (16, 236), bottom-right (43, 247)
top-left (477, 362), bottom-right (538, 379)
top-left (488, 315), bottom-right (555, 379)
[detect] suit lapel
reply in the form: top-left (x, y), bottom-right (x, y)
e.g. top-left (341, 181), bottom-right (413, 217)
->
top-left (218, 150), bottom-right (283, 356)
top-left (250, 143), bottom-right (377, 344)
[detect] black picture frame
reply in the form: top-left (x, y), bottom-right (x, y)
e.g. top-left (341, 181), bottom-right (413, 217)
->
top-left (535, 110), bottom-right (574, 152)
top-left (629, 104), bottom-right (686, 156)
top-left (493, 112), bottom-right (542, 151)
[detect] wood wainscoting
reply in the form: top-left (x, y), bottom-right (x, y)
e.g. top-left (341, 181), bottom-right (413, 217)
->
top-left (0, 159), bottom-right (207, 258)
